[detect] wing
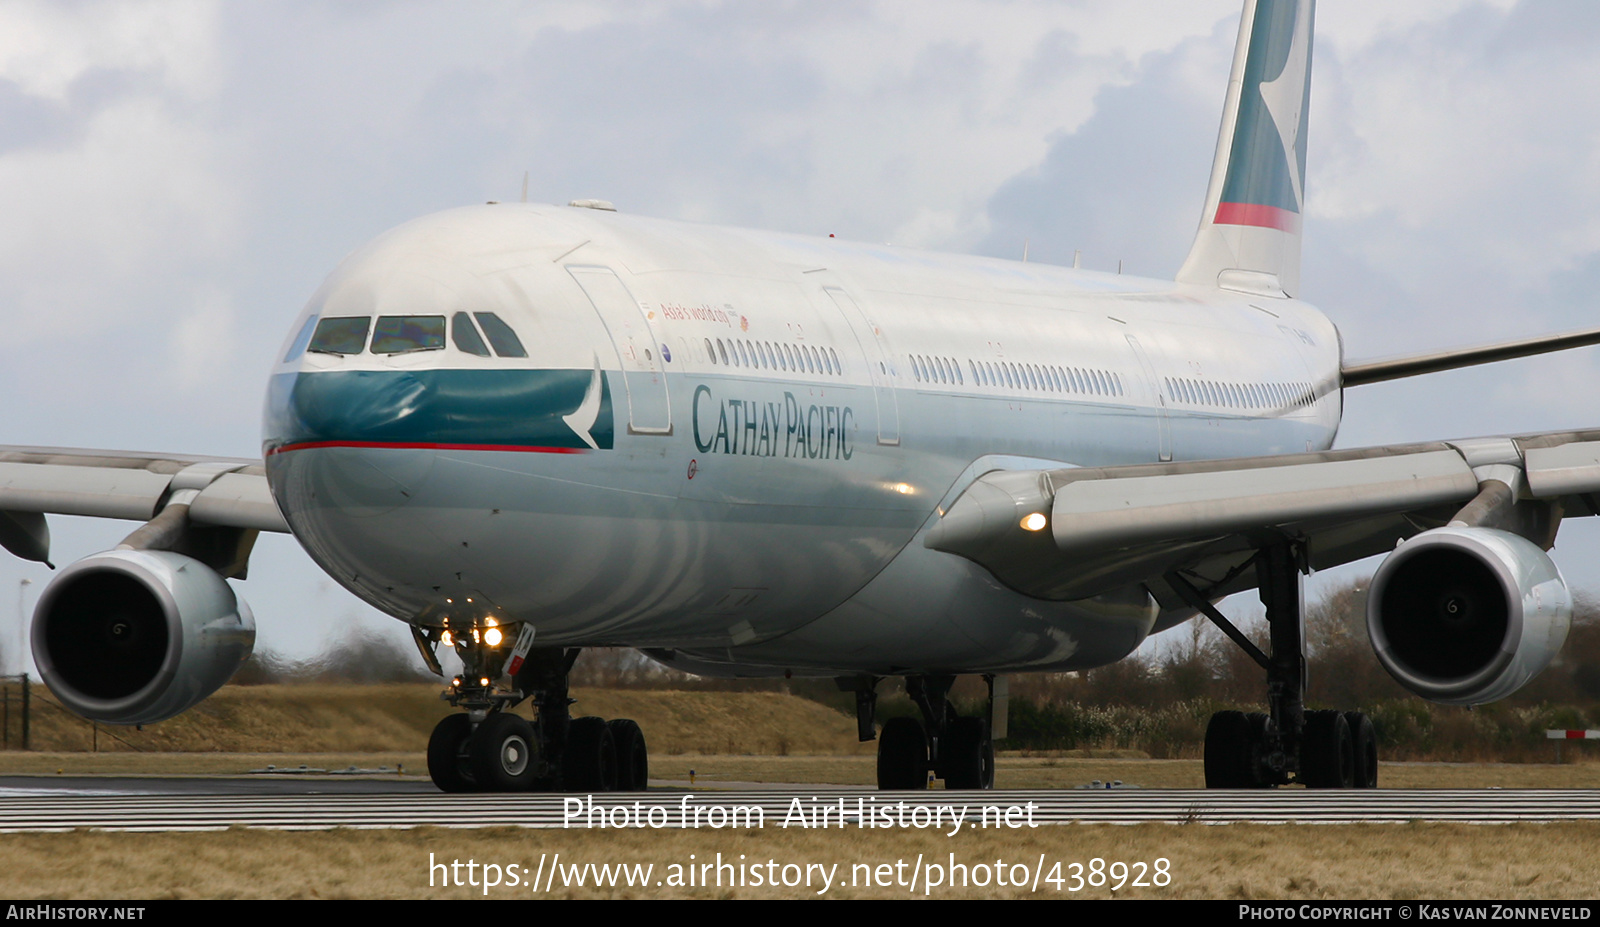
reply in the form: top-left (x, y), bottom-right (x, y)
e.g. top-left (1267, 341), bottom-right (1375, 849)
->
top-left (0, 445), bottom-right (288, 575)
top-left (924, 429), bottom-right (1600, 609)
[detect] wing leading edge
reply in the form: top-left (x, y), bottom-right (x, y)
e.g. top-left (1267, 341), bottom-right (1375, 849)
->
top-left (925, 430), bottom-right (1600, 609)
top-left (0, 446), bottom-right (288, 575)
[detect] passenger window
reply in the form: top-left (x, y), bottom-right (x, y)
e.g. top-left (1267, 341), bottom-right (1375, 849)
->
top-left (308, 317), bottom-right (371, 355)
top-left (452, 312), bottom-right (491, 357)
top-left (717, 339), bottom-right (729, 365)
top-left (371, 315), bottom-right (445, 354)
top-left (473, 313), bottom-right (528, 358)
top-left (284, 314), bottom-right (319, 362)
top-left (705, 338), bottom-right (717, 364)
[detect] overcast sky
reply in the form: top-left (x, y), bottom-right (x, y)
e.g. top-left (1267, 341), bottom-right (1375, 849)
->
top-left (3, 0), bottom-right (1599, 672)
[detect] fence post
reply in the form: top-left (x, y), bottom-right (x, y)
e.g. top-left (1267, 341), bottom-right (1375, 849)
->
top-left (20, 674), bottom-right (28, 751)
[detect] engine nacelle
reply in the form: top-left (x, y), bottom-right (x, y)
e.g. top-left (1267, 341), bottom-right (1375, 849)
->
top-left (31, 549), bottom-right (255, 725)
top-left (1367, 526), bottom-right (1570, 705)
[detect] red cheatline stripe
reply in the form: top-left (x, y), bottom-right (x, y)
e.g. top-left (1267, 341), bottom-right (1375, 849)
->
top-left (1213, 201), bottom-right (1300, 232)
top-left (267, 440), bottom-right (589, 456)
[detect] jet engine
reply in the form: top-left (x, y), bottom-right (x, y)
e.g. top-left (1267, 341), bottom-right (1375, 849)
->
top-left (31, 549), bottom-right (255, 725)
top-left (1367, 526), bottom-right (1570, 705)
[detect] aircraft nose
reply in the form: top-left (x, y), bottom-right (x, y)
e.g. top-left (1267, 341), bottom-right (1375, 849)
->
top-left (263, 368), bottom-right (439, 516)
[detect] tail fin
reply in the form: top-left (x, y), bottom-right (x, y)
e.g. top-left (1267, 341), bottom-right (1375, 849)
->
top-left (1176, 0), bottom-right (1314, 298)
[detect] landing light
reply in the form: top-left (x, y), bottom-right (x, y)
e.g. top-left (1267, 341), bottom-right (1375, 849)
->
top-left (894, 483), bottom-right (913, 495)
top-left (1021, 512), bottom-right (1048, 532)
top-left (440, 630), bottom-right (454, 646)
top-left (484, 627), bottom-right (503, 647)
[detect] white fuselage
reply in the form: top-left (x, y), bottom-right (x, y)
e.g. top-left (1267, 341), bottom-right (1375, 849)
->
top-left (261, 204), bottom-right (1342, 677)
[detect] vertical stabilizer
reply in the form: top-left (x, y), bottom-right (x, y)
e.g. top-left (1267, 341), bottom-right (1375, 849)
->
top-left (1176, 0), bottom-right (1314, 298)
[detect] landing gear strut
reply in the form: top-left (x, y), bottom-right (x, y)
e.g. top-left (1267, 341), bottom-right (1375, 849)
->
top-left (418, 630), bottom-right (650, 793)
top-left (1171, 540), bottom-right (1378, 789)
top-left (869, 674), bottom-right (997, 790)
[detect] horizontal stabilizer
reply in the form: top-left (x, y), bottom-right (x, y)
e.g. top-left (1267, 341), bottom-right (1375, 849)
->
top-left (1342, 325), bottom-right (1600, 387)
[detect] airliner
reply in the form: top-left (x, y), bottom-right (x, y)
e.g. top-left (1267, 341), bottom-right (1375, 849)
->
top-left (10, 0), bottom-right (1600, 792)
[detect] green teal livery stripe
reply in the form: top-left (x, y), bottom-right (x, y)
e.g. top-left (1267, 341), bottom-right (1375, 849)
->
top-left (262, 368), bottom-right (614, 452)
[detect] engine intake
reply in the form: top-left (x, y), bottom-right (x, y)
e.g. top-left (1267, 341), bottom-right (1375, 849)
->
top-left (1367, 526), bottom-right (1570, 705)
top-left (31, 549), bottom-right (254, 725)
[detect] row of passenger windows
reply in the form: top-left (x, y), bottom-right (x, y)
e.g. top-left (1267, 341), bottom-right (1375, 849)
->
top-left (1164, 376), bottom-right (1316, 411)
top-left (910, 353), bottom-right (1126, 399)
top-left (290, 311), bottom-right (1317, 416)
top-left (705, 337), bottom-right (843, 378)
top-left (303, 312), bottom-right (527, 359)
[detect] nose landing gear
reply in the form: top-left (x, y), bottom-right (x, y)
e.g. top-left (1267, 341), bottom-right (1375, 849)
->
top-left (418, 629), bottom-right (648, 794)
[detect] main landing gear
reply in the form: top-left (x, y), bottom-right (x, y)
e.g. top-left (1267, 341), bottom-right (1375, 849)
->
top-left (1169, 540), bottom-right (1378, 789)
top-left (421, 639), bottom-right (650, 794)
top-left (857, 674), bottom-right (1000, 790)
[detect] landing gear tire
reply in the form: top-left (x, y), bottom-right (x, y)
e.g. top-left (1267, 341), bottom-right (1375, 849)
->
top-left (877, 716), bottom-right (928, 790)
top-left (1300, 710), bottom-right (1354, 788)
top-left (470, 713), bottom-right (538, 792)
top-left (1244, 712), bottom-right (1276, 788)
top-left (427, 714), bottom-right (475, 793)
top-left (1204, 710), bottom-right (1254, 788)
top-left (608, 718), bottom-right (649, 792)
top-left (565, 715), bottom-right (617, 792)
top-left (943, 716), bottom-right (993, 790)
top-left (1345, 711), bottom-right (1378, 788)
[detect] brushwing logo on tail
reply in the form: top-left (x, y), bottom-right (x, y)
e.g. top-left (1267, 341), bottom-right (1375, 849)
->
top-left (1214, 0), bottom-right (1313, 232)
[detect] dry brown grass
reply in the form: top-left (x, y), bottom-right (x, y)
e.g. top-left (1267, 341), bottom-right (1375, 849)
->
top-left (17, 684), bottom-right (872, 756)
top-left (0, 822), bottom-right (1595, 899)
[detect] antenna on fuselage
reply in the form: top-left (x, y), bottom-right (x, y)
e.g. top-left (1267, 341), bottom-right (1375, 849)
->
top-left (1073, 250), bottom-right (1082, 269)
top-left (520, 172), bottom-right (528, 203)
top-left (1022, 240), bottom-right (1029, 262)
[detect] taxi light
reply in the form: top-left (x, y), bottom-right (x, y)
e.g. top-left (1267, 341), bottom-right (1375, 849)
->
top-left (1021, 512), bottom-right (1048, 532)
top-left (484, 627), bottom-right (503, 647)
top-left (440, 630), bottom-right (453, 646)
top-left (479, 677), bottom-right (490, 687)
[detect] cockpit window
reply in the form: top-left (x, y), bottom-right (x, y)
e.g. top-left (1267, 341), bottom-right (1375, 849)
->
top-left (371, 315), bottom-right (446, 354)
top-left (451, 312), bottom-right (491, 357)
top-left (284, 314), bottom-right (319, 362)
top-left (474, 312), bottom-right (528, 358)
top-left (307, 317), bottom-right (371, 355)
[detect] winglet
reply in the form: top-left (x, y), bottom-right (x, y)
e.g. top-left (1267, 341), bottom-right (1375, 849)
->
top-left (1176, 0), bottom-right (1315, 298)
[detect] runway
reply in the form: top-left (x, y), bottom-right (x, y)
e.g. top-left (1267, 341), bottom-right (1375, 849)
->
top-left (4, 778), bottom-right (1600, 831)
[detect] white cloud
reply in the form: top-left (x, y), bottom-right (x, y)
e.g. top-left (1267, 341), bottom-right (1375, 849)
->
top-left (0, 0), bottom-right (221, 101)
